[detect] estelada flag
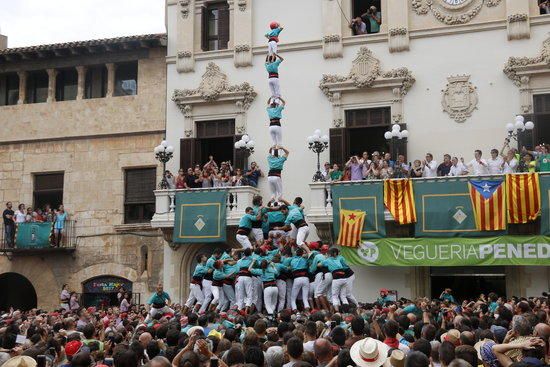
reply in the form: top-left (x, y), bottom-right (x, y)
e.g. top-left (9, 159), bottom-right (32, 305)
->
top-left (384, 179), bottom-right (417, 224)
top-left (337, 209), bottom-right (366, 247)
top-left (468, 180), bottom-right (506, 231)
top-left (506, 173), bottom-right (541, 224)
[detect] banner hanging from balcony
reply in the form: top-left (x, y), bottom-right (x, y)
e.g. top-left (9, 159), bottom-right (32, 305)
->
top-left (413, 179), bottom-right (505, 237)
top-left (173, 190), bottom-right (227, 243)
top-left (15, 222), bottom-right (53, 248)
top-left (340, 236), bottom-right (550, 267)
top-left (540, 175), bottom-right (550, 236)
top-left (384, 179), bottom-right (417, 224)
top-left (468, 179), bottom-right (506, 231)
top-left (332, 182), bottom-right (386, 239)
top-left (506, 173), bottom-right (541, 224)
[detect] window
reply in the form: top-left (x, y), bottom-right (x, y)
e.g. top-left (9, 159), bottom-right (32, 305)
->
top-left (55, 68), bottom-right (78, 101)
top-left (33, 172), bottom-right (64, 210)
top-left (0, 73), bottom-right (19, 106)
top-left (539, 0), bottom-right (550, 15)
top-left (201, 2), bottom-right (230, 51)
top-left (351, 0), bottom-right (382, 35)
top-left (26, 71), bottom-right (49, 104)
top-left (85, 65), bottom-right (107, 99)
top-left (124, 168), bottom-right (156, 223)
top-left (532, 94), bottom-right (550, 147)
top-left (114, 62), bottom-right (138, 96)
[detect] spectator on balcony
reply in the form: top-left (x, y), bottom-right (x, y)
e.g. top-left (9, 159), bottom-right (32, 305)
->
top-left (201, 168), bottom-right (214, 188)
top-left (449, 157), bottom-right (468, 176)
top-left (361, 152), bottom-right (372, 178)
top-left (3, 202), bottom-right (15, 248)
top-left (502, 150), bottom-right (518, 174)
top-left (350, 17), bottom-right (367, 35)
top-left (44, 204), bottom-right (54, 222)
top-left (411, 160), bottom-right (423, 178)
top-left (437, 154), bottom-right (452, 176)
top-left (539, 0), bottom-right (550, 14)
top-left (25, 207), bottom-right (33, 222)
top-left (365, 161), bottom-right (380, 180)
top-left (231, 169), bottom-right (247, 187)
top-left (487, 149), bottom-right (504, 175)
top-left (184, 168), bottom-right (198, 188)
top-left (536, 144), bottom-right (550, 172)
top-left (245, 162), bottom-right (263, 188)
top-left (54, 205), bottom-right (68, 247)
top-left (219, 161), bottom-right (233, 176)
top-left (522, 153), bottom-right (536, 173)
top-left (203, 156), bottom-right (218, 171)
top-left (422, 153), bottom-right (438, 178)
top-left (380, 160), bottom-right (393, 179)
top-left (165, 170), bottom-right (176, 189)
top-left (329, 164), bottom-right (343, 182)
top-left (175, 169), bottom-right (186, 189)
top-left (14, 204), bottom-right (26, 224)
top-left (466, 150), bottom-right (489, 176)
top-left (362, 6), bottom-right (382, 34)
top-left (394, 154), bottom-right (410, 178)
top-left (346, 156), bottom-right (364, 181)
top-left (321, 162), bottom-right (331, 180)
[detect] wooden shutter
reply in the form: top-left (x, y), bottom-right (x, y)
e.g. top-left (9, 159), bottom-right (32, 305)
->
top-left (180, 138), bottom-right (196, 170)
top-left (330, 128), bottom-right (347, 167)
top-left (201, 6), bottom-right (208, 51)
top-left (218, 5), bottom-right (230, 50)
top-left (125, 169), bottom-right (156, 204)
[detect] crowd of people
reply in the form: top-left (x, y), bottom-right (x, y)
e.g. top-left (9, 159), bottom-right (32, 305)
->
top-left (0, 285), bottom-right (547, 367)
top-left (323, 145), bottom-right (550, 182)
top-left (2, 202), bottom-right (68, 248)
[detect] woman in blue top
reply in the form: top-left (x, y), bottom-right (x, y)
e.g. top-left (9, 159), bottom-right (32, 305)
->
top-left (249, 259), bottom-right (280, 317)
top-left (267, 146), bottom-right (289, 202)
top-left (267, 97), bottom-right (286, 147)
top-left (183, 254), bottom-right (208, 314)
top-left (54, 205), bottom-right (68, 247)
top-left (265, 53), bottom-right (284, 101)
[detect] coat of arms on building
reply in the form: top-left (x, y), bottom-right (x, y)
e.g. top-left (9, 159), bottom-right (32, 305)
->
top-left (441, 75), bottom-right (478, 123)
top-left (412, 0), bottom-right (502, 25)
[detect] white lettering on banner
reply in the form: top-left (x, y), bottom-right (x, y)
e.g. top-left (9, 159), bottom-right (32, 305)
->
top-left (494, 244), bottom-right (505, 259)
top-left (524, 243), bottom-right (536, 258)
top-left (426, 246), bottom-right (438, 260)
top-left (403, 246), bottom-right (413, 260)
top-left (466, 245), bottom-right (478, 259)
top-left (451, 244), bottom-right (462, 259)
top-left (541, 243), bottom-right (550, 258)
top-left (439, 245), bottom-right (450, 260)
top-left (390, 244), bottom-right (401, 260)
top-left (479, 244), bottom-right (492, 258)
top-left (413, 245), bottom-right (424, 259)
top-left (508, 244), bottom-right (521, 258)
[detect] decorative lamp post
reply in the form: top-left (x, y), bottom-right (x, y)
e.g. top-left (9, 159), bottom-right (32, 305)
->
top-left (384, 124), bottom-right (408, 161)
top-left (234, 135), bottom-right (255, 169)
top-left (307, 129), bottom-right (329, 182)
top-left (154, 140), bottom-right (174, 189)
top-left (505, 115), bottom-right (534, 149)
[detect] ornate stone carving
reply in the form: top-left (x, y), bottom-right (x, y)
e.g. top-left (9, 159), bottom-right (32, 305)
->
top-left (237, 0), bottom-right (247, 11)
top-left (323, 34), bottom-right (341, 43)
top-left (441, 75), bottom-right (478, 123)
top-left (236, 125), bottom-right (247, 134)
top-left (234, 44), bottom-right (251, 52)
top-left (177, 51), bottom-right (192, 58)
top-left (179, 0), bottom-right (190, 18)
top-left (507, 13), bottom-right (528, 23)
top-left (411, 0), bottom-right (501, 25)
top-left (172, 62), bottom-right (257, 112)
top-left (389, 27), bottom-right (408, 36)
top-left (333, 119), bottom-right (343, 128)
top-left (184, 130), bottom-right (193, 138)
top-left (503, 37), bottom-right (550, 87)
top-left (322, 34), bottom-right (343, 59)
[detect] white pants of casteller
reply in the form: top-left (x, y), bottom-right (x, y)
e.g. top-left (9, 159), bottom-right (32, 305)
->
top-left (345, 274), bottom-right (358, 304)
top-left (222, 284), bottom-right (236, 310)
top-left (268, 77), bottom-right (281, 98)
top-left (331, 278), bottom-right (349, 307)
top-left (236, 234), bottom-right (252, 249)
top-left (252, 277), bottom-right (263, 311)
top-left (199, 279), bottom-right (213, 313)
top-left (251, 228), bottom-right (264, 244)
top-left (185, 283), bottom-right (205, 308)
top-left (294, 226), bottom-right (309, 246)
top-left (269, 125), bottom-right (283, 146)
top-left (291, 276), bottom-right (310, 310)
top-left (315, 272), bottom-right (332, 298)
top-left (268, 176), bottom-right (283, 201)
top-left (264, 286), bottom-right (278, 315)
top-left (268, 40), bottom-right (278, 56)
top-left (310, 272), bottom-right (323, 298)
top-left (211, 285), bottom-right (225, 307)
top-left (235, 276), bottom-right (253, 308)
top-left (285, 278), bottom-right (293, 309)
top-left (148, 306), bottom-right (174, 321)
top-left (276, 279), bottom-right (287, 311)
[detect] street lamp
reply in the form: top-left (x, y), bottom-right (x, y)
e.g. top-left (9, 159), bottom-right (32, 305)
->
top-left (154, 140), bottom-right (174, 189)
top-left (234, 135), bottom-right (255, 169)
top-left (505, 115), bottom-right (534, 149)
top-left (307, 129), bottom-right (329, 182)
top-left (384, 124), bottom-right (408, 160)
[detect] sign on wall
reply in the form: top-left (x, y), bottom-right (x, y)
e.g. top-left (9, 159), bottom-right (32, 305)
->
top-left (82, 276), bottom-right (132, 294)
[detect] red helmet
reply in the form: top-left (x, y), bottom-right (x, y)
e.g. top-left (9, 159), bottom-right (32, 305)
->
top-left (270, 21), bottom-right (279, 29)
top-left (320, 245), bottom-right (330, 254)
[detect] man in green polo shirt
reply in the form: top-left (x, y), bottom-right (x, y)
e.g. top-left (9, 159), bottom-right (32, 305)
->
top-left (146, 283), bottom-right (173, 321)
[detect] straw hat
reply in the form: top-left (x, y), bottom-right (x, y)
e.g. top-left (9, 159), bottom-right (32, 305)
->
top-left (2, 356), bottom-right (37, 367)
top-left (389, 349), bottom-right (405, 367)
top-left (350, 337), bottom-right (390, 367)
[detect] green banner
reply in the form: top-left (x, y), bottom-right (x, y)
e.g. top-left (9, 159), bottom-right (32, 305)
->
top-left (414, 179), bottom-right (505, 237)
top-left (15, 222), bottom-right (53, 248)
top-left (341, 236), bottom-right (550, 266)
top-left (540, 175), bottom-right (550, 236)
top-left (173, 190), bottom-right (227, 243)
top-left (332, 182), bottom-right (386, 239)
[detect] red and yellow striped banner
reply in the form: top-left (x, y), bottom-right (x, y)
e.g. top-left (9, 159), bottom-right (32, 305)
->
top-left (384, 179), bottom-right (417, 225)
top-left (337, 209), bottom-right (366, 247)
top-left (469, 181), bottom-right (506, 231)
top-left (506, 173), bottom-right (541, 224)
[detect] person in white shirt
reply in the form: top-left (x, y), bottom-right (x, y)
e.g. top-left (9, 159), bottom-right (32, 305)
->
top-left (502, 150), bottom-right (518, 174)
top-left (360, 151), bottom-right (372, 179)
top-left (14, 203), bottom-right (26, 223)
top-left (422, 153), bottom-right (438, 178)
top-left (449, 157), bottom-right (468, 176)
top-left (466, 150), bottom-right (489, 176)
top-left (487, 148), bottom-right (504, 175)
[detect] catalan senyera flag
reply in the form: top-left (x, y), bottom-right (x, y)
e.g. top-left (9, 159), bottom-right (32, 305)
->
top-left (337, 209), bottom-right (366, 247)
top-left (506, 173), bottom-right (541, 224)
top-left (384, 179), bottom-right (417, 224)
top-left (468, 180), bottom-right (506, 231)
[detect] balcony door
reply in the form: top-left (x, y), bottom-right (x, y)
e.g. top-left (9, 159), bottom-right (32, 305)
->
top-left (533, 94), bottom-right (550, 146)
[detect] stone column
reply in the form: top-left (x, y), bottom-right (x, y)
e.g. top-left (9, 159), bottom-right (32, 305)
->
top-left (321, 0), bottom-right (343, 59)
top-left (506, 0), bottom-right (530, 40)
top-left (176, 0), bottom-right (195, 72)
top-left (386, 0), bottom-right (410, 53)
top-left (76, 66), bottom-right (87, 100)
top-left (46, 69), bottom-right (58, 103)
top-left (17, 71), bottom-right (27, 105)
top-left (232, 0), bottom-right (253, 67)
top-left (106, 63), bottom-right (116, 97)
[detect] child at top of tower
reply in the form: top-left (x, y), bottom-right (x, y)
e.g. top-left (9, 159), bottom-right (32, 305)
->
top-left (265, 21), bottom-right (284, 55)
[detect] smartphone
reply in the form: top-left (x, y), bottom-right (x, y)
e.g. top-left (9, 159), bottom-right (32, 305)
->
top-left (210, 357), bottom-right (219, 367)
top-left (48, 347), bottom-right (56, 357)
top-left (330, 321), bottom-right (337, 329)
top-left (36, 355), bottom-right (46, 367)
top-left (104, 358), bottom-right (114, 367)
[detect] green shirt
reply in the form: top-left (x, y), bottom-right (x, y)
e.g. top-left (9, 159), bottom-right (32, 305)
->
top-left (330, 170), bottom-right (343, 181)
top-left (538, 154), bottom-right (550, 172)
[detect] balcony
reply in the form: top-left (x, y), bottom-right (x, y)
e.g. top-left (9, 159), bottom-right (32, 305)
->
top-left (151, 186), bottom-right (261, 229)
top-left (0, 220), bottom-right (77, 257)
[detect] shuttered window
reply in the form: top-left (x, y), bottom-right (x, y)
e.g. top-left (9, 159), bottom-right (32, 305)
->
top-left (201, 2), bottom-right (230, 51)
top-left (124, 168), bottom-right (156, 223)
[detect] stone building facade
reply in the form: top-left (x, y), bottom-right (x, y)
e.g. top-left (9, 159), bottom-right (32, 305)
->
top-left (0, 34), bottom-right (167, 310)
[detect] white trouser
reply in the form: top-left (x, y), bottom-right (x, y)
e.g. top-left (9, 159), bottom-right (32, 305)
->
top-left (268, 77), bottom-right (281, 98)
top-left (251, 228), bottom-right (264, 244)
top-left (264, 285), bottom-right (279, 315)
top-left (236, 234), bottom-right (252, 249)
top-left (235, 276), bottom-right (253, 308)
top-left (148, 305), bottom-right (174, 320)
top-left (285, 278), bottom-right (293, 309)
top-left (291, 276), bottom-right (310, 310)
top-left (223, 283), bottom-right (236, 309)
top-left (268, 176), bottom-right (283, 201)
top-left (185, 283), bottom-right (205, 308)
top-left (276, 279), bottom-right (287, 311)
top-left (268, 40), bottom-right (278, 55)
top-left (296, 226), bottom-right (310, 246)
top-left (211, 285), bottom-right (224, 306)
top-left (252, 277), bottom-right (263, 310)
top-left (199, 279), bottom-right (213, 313)
top-left (310, 272), bottom-right (323, 298)
top-left (315, 272), bottom-right (332, 298)
top-left (269, 125), bottom-right (283, 146)
top-left (345, 274), bottom-right (358, 305)
top-left (331, 278), bottom-right (349, 307)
